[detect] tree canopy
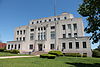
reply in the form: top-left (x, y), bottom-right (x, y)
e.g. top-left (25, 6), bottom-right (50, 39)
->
top-left (78, 0), bottom-right (100, 43)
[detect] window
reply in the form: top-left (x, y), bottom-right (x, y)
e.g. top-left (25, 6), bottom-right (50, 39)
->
top-left (11, 44), bottom-right (13, 49)
top-left (67, 24), bottom-right (71, 29)
top-left (18, 44), bottom-right (20, 50)
top-left (8, 45), bottom-right (10, 49)
top-left (38, 27), bottom-right (40, 31)
top-left (49, 19), bottom-right (51, 21)
top-left (68, 33), bottom-right (71, 37)
top-left (15, 44), bottom-right (17, 49)
top-left (23, 37), bottom-right (25, 41)
top-left (51, 26), bottom-right (55, 29)
top-left (76, 42), bottom-right (79, 49)
top-left (29, 44), bottom-right (33, 49)
top-left (23, 30), bottom-right (25, 34)
top-left (50, 44), bottom-right (54, 49)
top-left (17, 31), bottom-right (19, 35)
top-left (38, 33), bottom-right (40, 40)
top-left (20, 30), bottom-right (22, 35)
top-left (73, 24), bottom-right (77, 30)
top-left (64, 17), bottom-right (67, 19)
top-left (30, 33), bottom-right (34, 40)
top-left (16, 38), bottom-right (18, 41)
top-left (62, 25), bottom-right (66, 30)
top-left (20, 37), bottom-right (22, 41)
top-left (41, 32), bottom-right (44, 40)
top-left (44, 27), bottom-right (46, 30)
top-left (30, 29), bottom-right (34, 32)
top-left (83, 42), bottom-right (87, 48)
top-left (37, 21), bottom-right (39, 23)
top-left (51, 31), bottom-right (55, 39)
top-left (54, 18), bottom-right (56, 21)
top-left (63, 34), bottom-right (66, 38)
top-left (58, 18), bottom-right (60, 20)
top-left (62, 43), bottom-right (66, 49)
top-left (45, 20), bottom-right (47, 22)
top-left (44, 32), bottom-right (46, 40)
top-left (69, 42), bottom-right (72, 49)
top-left (74, 33), bottom-right (77, 37)
top-left (32, 22), bottom-right (34, 24)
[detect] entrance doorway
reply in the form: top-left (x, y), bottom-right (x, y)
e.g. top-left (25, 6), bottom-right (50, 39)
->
top-left (38, 44), bottom-right (42, 51)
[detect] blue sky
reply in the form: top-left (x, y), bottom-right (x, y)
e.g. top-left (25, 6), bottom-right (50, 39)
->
top-left (0, 0), bottom-right (99, 49)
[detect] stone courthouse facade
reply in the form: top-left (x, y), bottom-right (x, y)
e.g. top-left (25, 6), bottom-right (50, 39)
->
top-left (6, 12), bottom-right (92, 56)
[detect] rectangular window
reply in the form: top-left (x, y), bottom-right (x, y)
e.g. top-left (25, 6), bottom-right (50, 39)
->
top-left (68, 33), bottom-right (71, 38)
top-left (73, 24), bottom-right (77, 30)
top-left (32, 22), bottom-right (34, 24)
top-left (50, 44), bottom-right (54, 49)
top-left (62, 43), bottom-right (66, 49)
top-left (64, 17), bottom-right (67, 19)
top-left (51, 31), bottom-right (55, 39)
top-left (83, 42), bottom-right (87, 48)
top-left (54, 18), bottom-right (56, 21)
top-left (11, 44), bottom-right (13, 49)
top-left (8, 45), bottom-right (10, 49)
top-left (41, 32), bottom-right (43, 40)
top-left (58, 18), bottom-right (60, 20)
top-left (63, 34), bottom-right (66, 38)
top-left (74, 33), bottom-right (77, 37)
top-left (38, 27), bottom-right (40, 31)
top-left (23, 37), bottom-right (25, 41)
top-left (62, 25), bottom-right (66, 30)
top-left (18, 44), bottom-right (20, 50)
top-left (38, 33), bottom-right (40, 40)
top-left (29, 44), bottom-right (33, 49)
top-left (20, 30), bottom-right (22, 35)
top-left (49, 19), bottom-right (51, 21)
top-left (76, 42), bottom-right (79, 49)
top-left (20, 37), bottom-right (22, 41)
top-left (51, 26), bottom-right (55, 29)
top-left (44, 27), bottom-right (46, 30)
top-left (30, 33), bottom-right (34, 40)
top-left (23, 30), bottom-right (25, 34)
top-left (17, 31), bottom-right (19, 35)
top-left (67, 24), bottom-right (71, 29)
top-left (30, 29), bottom-right (34, 32)
top-left (44, 32), bottom-right (46, 40)
top-left (69, 42), bottom-right (72, 49)
top-left (15, 44), bottom-right (17, 49)
top-left (16, 38), bottom-right (18, 41)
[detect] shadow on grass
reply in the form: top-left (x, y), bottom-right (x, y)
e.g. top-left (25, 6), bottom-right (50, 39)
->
top-left (65, 62), bottom-right (100, 67)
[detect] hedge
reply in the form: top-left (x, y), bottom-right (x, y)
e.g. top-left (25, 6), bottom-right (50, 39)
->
top-left (0, 48), bottom-right (5, 52)
top-left (48, 51), bottom-right (63, 56)
top-left (92, 50), bottom-right (100, 58)
top-left (40, 54), bottom-right (56, 59)
top-left (4, 50), bottom-right (20, 54)
top-left (64, 53), bottom-right (81, 57)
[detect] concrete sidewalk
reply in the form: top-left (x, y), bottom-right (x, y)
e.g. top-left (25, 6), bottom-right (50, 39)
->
top-left (0, 56), bottom-right (34, 59)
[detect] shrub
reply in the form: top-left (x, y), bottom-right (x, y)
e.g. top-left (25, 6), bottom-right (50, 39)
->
top-left (64, 53), bottom-right (81, 57)
top-left (4, 50), bottom-right (12, 53)
top-left (11, 50), bottom-right (20, 54)
top-left (40, 54), bottom-right (56, 59)
top-left (92, 50), bottom-right (100, 58)
top-left (0, 48), bottom-right (5, 52)
top-left (48, 51), bottom-right (63, 56)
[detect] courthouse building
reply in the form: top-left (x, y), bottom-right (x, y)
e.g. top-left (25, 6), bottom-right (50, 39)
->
top-left (6, 12), bottom-right (92, 56)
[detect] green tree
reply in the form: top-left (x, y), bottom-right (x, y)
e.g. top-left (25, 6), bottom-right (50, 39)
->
top-left (78, 0), bottom-right (100, 43)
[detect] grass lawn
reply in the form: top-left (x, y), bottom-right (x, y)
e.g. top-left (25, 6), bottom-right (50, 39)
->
top-left (0, 52), bottom-right (31, 56)
top-left (0, 57), bottom-right (100, 67)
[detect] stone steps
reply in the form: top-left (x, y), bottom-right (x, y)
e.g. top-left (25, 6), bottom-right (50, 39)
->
top-left (31, 51), bottom-right (48, 56)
